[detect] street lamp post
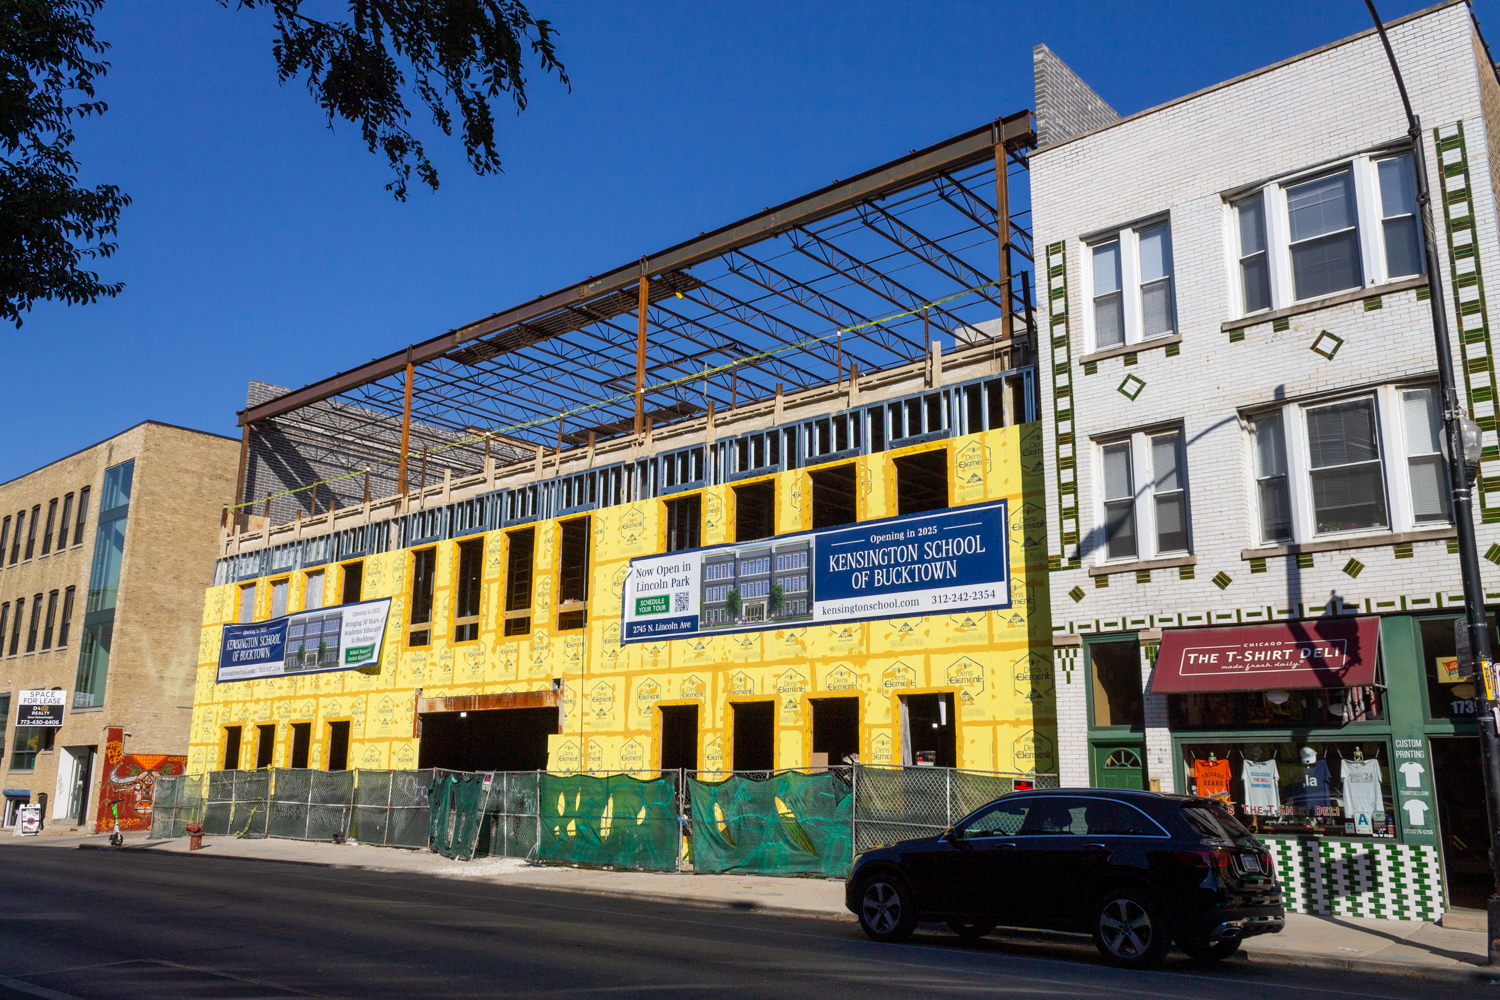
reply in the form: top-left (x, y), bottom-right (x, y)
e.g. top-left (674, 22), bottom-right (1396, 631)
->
top-left (1365, 2), bottom-right (1500, 962)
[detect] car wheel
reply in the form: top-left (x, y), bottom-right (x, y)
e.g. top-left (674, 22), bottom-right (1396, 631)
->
top-left (1090, 889), bottom-right (1170, 969)
top-left (855, 872), bottom-right (918, 943)
top-left (946, 920), bottom-right (995, 941)
top-left (1178, 938), bottom-right (1242, 962)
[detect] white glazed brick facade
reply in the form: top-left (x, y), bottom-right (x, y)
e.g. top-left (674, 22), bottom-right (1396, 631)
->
top-left (1036, 2), bottom-right (1500, 787)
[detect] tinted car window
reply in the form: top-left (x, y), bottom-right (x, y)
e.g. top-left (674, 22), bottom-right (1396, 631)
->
top-left (1082, 799), bottom-right (1159, 836)
top-left (1020, 797), bottom-right (1087, 835)
top-left (1181, 802), bottom-right (1258, 846)
top-left (959, 799), bottom-right (1030, 837)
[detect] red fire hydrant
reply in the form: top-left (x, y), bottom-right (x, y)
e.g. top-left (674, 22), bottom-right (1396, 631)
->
top-left (186, 823), bottom-right (203, 851)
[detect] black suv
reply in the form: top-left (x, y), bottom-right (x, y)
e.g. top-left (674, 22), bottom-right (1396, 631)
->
top-left (845, 788), bottom-right (1284, 968)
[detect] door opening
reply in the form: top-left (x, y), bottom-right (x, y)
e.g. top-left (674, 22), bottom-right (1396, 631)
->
top-left (731, 701), bottom-right (775, 772)
top-left (811, 697), bottom-right (860, 767)
top-left (223, 726), bottom-right (242, 770)
top-left (255, 724), bottom-right (276, 768)
top-left (290, 722), bottom-right (311, 769)
top-left (900, 693), bottom-right (956, 768)
top-left (417, 707), bottom-right (557, 772)
top-left (327, 721), bottom-right (350, 771)
top-left (1433, 736), bottom-right (1488, 910)
top-left (659, 704), bottom-right (699, 771)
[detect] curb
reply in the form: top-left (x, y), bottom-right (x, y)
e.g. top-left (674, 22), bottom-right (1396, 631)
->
top-left (79, 842), bottom-right (1493, 980)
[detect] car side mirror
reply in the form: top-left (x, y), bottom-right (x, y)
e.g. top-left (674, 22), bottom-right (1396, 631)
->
top-left (942, 827), bottom-right (968, 848)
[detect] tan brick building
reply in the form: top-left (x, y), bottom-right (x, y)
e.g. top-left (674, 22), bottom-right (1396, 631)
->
top-left (0, 422), bottom-right (238, 834)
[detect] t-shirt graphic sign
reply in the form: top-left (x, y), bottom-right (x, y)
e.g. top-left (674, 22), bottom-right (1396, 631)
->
top-left (15, 689), bottom-right (65, 727)
top-left (621, 500), bottom-right (1010, 643)
top-left (217, 597), bottom-right (392, 682)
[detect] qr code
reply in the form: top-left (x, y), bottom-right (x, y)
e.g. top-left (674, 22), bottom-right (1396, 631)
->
top-left (673, 592), bottom-right (689, 613)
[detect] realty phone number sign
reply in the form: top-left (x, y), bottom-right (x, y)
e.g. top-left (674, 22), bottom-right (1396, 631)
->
top-left (216, 597), bottom-right (392, 682)
top-left (621, 500), bottom-right (1009, 642)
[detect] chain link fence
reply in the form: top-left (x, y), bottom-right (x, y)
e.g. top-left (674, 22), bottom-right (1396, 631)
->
top-left (852, 764), bottom-right (1059, 853)
top-left (151, 764), bottom-right (1053, 872)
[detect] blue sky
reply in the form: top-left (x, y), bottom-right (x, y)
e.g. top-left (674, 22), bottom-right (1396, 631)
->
top-left (4, 0), bottom-right (1478, 479)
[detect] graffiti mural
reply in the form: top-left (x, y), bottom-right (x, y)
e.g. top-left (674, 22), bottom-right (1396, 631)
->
top-left (94, 728), bottom-right (186, 832)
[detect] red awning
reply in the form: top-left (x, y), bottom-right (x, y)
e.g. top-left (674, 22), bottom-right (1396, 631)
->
top-left (1150, 617), bottom-right (1381, 694)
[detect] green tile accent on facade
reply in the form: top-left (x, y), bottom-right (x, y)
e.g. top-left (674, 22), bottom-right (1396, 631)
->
top-left (1083, 361), bottom-right (1097, 375)
top-left (1417, 284), bottom-right (1431, 301)
top-left (1393, 542), bottom-right (1414, 559)
top-left (1046, 241), bottom-right (1081, 570)
top-left (1228, 329), bottom-right (1246, 343)
top-left (1068, 585), bottom-right (1085, 603)
top-left (1135, 569), bottom-right (1151, 584)
top-left (1096, 574), bottom-right (1109, 588)
top-left (1363, 295), bottom-right (1382, 311)
top-left (1178, 564), bottom-right (1194, 580)
top-left (1297, 553), bottom-right (1314, 569)
top-left (1485, 542), bottom-right (1500, 565)
top-left (1212, 571), bottom-right (1232, 590)
top-left (1449, 539), bottom-right (1461, 554)
top-left (1123, 352), bottom-right (1138, 366)
top-left (1343, 558), bottom-right (1364, 578)
top-left (1117, 374), bottom-right (1145, 400)
top-left (1310, 330), bottom-right (1344, 359)
top-left (1273, 316), bottom-right (1290, 331)
top-left (1250, 558), bottom-right (1267, 573)
top-left (1435, 122), bottom-right (1500, 523)
top-left (1164, 342), bottom-right (1180, 357)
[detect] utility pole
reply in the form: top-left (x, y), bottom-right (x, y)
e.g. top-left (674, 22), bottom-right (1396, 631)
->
top-left (1366, 2), bottom-right (1500, 963)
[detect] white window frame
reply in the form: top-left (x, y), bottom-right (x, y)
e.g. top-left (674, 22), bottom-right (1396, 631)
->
top-left (1083, 217), bottom-right (1176, 353)
top-left (1244, 384), bottom-right (1450, 546)
top-left (1230, 151), bottom-right (1424, 317)
top-left (1092, 425), bottom-right (1191, 565)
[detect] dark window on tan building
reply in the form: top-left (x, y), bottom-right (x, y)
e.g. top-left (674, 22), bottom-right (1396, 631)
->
top-left (57, 587), bottom-right (74, 647)
top-left (55, 493), bottom-right (72, 551)
top-left (41, 591), bottom-right (57, 649)
top-left (10, 509), bottom-right (23, 564)
top-left (734, 480), bottom-right (775, 541)
top-left (73, 486), bottom-right (89, 545)
top-left (40, 499), bottom-right (56, 556)
top-left (24, 505), bottom-right (38, 560)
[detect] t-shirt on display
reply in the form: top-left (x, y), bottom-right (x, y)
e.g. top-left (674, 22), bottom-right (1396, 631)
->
top-left (1241, 758), bottom-right (1281, 814)
top-left (1193, 758), bottom-right (1232, 801)
top-left (1341, 758), bottom-right (1383, 820)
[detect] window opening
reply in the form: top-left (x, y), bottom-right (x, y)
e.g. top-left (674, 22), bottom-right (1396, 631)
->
top-left (303, 570), bottom-right (324, 611)
top-left (57, 587), bottom-right (74, 647)
top-left (223, 726), bottom-right (242, 771)
top-left (734, 480), bottom-right (775, 541)
top-left (1378, 154), bottom-right (1423, 279)
top-left (73, 486), bottom-right (89, 546)
top-left (1151, 431), bottom-right (1187, 553)
top-left (893, 450), bottom-right (947, 515)
top-left (341, 561), bottom-right (363, 604)
top-left (55, 493), bottom-right (72, 551)
top-left (900, 693), bottom-right (955, 768)
top-left (1403, 388), bottom-right (1450, 524)
top-left (1237, 194), bottom-right (1271, 313)
top-left (326, 721), bottom-right (350, 771)
top-left (290, 722), bottom-right (311, 769)
top-left (1092, 239), bottom-right (1124, 347)
top-left (1251, 412), bottom-right (1292, 543)
top-left (417, 706), bottom-right (558, 772)
top-left (659, 704), bottom-right (699, 771)
top-left (665, 495), bottom-right (701, 552)
top-left (1287, 169), bottom-right (1362, 300)
top-left (811, 697), bottom-right (859, 768)
top-left (24, 505), bottom-right (38, 560)
top-left (558, 517), bottom-right (589, 631)
top-left (41, 591), bottom-right (57, 650)
top-left (453, 538), bottom-right (483, 641)
top-left (256, 724), bottom-right (275, 768)
top-left (40, 499), bottom-right (56, 556)
top-left (270, 578), bottom-right (289, 619)
top-left (504, 528), bottom-right (534, 636)
top-left (408, 547), bottom-right (436, 647)
top-left (1101, 442), bottom-right (1136, 559)
top-left (1306, 397), bottom-right (1386, 534)
top-left (1090, 640), bottom-right (1144, 728)
top-left (809, 463), bottom-right (857, 530)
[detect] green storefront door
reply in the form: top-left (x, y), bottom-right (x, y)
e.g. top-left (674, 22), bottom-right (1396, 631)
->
top-left (1091, 743), bottom-right (1146, 790)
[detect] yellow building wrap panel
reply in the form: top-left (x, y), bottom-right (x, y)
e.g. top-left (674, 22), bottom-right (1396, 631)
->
top-left (188, 428), bottom-right (1055, 781)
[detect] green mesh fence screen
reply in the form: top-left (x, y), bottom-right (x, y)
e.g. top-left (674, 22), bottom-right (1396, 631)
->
top-left (689, 771), bottom-right (853, 877)
top-left (537, 773), bottom-right (678, 870)
top-left (429, 771), bottom-right (488, 860)
top-left (149, 774), bottom-right (204, 839)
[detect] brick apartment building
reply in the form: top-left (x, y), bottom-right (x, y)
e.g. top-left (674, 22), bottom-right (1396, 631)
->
top-left (0, 422), bottom-right (238, 834)
top-left (1034, 1), bottom-right (1495, 921)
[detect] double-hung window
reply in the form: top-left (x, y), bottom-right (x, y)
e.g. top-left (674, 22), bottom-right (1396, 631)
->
top-left (1232, 152), bottom-right (1423, 315)
top-left (1095, 428), bottom-right (1190, 563)
top-left (1247, 386), bottom-right (1448, 545)
top-left (1086, 220), bottom-right (1176, 352)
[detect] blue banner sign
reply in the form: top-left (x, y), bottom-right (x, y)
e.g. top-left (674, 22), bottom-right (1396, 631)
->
top-left (217, 597), bottom-right (392, 682)
top-left (621, 500), bottom-right (1009, 643)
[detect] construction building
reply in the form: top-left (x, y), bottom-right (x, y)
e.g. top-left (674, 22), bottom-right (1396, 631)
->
top-left (187, 112), bottom-right (1059, 781)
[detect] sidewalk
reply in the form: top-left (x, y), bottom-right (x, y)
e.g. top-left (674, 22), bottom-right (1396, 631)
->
top-left (33, 832), bottom-right (1493, 982)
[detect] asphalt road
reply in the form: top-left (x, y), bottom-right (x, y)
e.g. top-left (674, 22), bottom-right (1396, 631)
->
top-left (0, 844), bottom-right (1487, 1000)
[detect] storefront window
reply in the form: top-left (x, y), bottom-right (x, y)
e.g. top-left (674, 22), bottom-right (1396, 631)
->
top-left (1168, 687), bottom-right (1383, 728)
top-left (1179, 739), bottom-right (1395, 839)
top-left (1417, 616), bottom-right (1495, 722)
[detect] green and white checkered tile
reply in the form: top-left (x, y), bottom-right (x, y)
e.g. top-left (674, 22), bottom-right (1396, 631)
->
top-left (1263, 837), bottom-right (1444, 922)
